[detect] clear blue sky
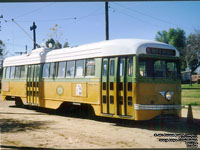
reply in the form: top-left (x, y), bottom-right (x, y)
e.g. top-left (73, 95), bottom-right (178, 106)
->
top-left (0, 1), bottom-right (200, 56)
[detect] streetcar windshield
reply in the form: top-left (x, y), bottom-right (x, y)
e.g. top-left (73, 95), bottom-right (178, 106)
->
top-left (139, 58), bottom-right (180, 79)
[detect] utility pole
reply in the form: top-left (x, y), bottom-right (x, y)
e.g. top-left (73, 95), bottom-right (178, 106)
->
top-left (0, 14), bottom-right (3, 31)
top-left (25, 45), bottom-right (28, 54)
top-left (30, 22), bottom-right (37, 49)
top-left (105, 1), bottom-right (109, 40)
top-left (15, 45), bottom-right (27, 55)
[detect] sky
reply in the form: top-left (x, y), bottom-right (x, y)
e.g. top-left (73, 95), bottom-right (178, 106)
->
top-left (0, 1), bottom-right (200, 57)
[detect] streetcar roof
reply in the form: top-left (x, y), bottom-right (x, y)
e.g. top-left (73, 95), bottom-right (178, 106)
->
top-left (3, 39), bottom-right (179, 67)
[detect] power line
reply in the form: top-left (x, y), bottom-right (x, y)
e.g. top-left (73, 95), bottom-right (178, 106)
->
top-left (12, 19), bottom-right (33, 41)
top-left (113, 2), bottom-right (191, 30)
top-left (14, 17), bottom-right (77, 23)
top-left (11, 19), bottom-right (40, 48)
top-left (14, 3), bottom-right (54, 20)
top-left (110, 7), bottom-right (160, 28)
top-left (3, 3), bottom-right (54, 24)
top-left (4, 42), bottom-right (31, 48)
top-left (60, 7), bottom-right (105, 29)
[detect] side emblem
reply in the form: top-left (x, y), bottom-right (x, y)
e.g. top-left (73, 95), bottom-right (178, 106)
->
top-left (57, 86), bottom-right (64, 96)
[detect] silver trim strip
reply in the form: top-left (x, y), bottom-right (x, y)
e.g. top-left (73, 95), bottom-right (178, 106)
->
top-left (134, 104), bottom-right (182, 110)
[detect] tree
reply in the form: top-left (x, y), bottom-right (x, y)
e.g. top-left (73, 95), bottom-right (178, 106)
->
top-left (46, 38), bottom-right (62, 49)
top-left (45, 24), bottom-right (63, 49)
top-left (155, 28), bottom-right (186, 70)
top-left (0, 40), bottom-right (7, 56)
top-left (155, 30), bottom-right (169, 44)
top-left (47, 24), bottom-right (63, 41)
top-left (63, 41), bottom-right (69, 48)
top-left (55, 41), bottom-right (62, 49)
top-left (0, 40), bottom-right (7, 78)
top-left (46, 38), bottom-right (55, 48)
top-left (184, 30), bottom-right (200, 73)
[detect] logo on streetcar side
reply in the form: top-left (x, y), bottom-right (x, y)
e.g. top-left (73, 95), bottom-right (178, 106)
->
top-left (57, 86), bottom-right (64, 96)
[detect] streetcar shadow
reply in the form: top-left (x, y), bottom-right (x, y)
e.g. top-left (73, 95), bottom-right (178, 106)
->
top-left (10, 104), bottom-right (200, 134)
top-left (0, 145), bottom-right (67, 150)
top-left (0, 118), bottom-right (49, 133)
top-left (113, 117), bottom-right (200, 134)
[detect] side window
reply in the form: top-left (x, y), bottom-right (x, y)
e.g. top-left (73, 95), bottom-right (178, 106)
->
top-left (10, 66), bottom-right (15, 79)
top-left (20, 66), bottom-right (25, 78)
top-left (49, 62), bottom-right (55, 78)
top-left (57, 62), bottom-right (66, 78)
top-left (15, 66), bottom-right (21, 79)
top-left (128, 58), bottom-right (133, 76)
top-left (110, 60), bottom-right (115, 76)
top-left (66, 61), bottom-right (75, 77)
top-left (85, 59), bottom-right (95, 76)
top-left (75, 60), bottom-right (84, 77)
top-left (139, 61), bottom-right (146, 77)
top-left (34, 65), bottom-right (39, 77)
top-left (103, 61), bottom-right (107, 76)
top-left (119, 59), bottom-right (124, 76)
top-left (42, 63), bottom-right (50, 78)
top-left (28, 65), bottom-right (33, 78)
top-left (5, 67), bottom-right (10, 79)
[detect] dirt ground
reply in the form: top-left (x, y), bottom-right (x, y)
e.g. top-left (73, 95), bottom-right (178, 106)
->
top-left (0, 99), bottom-right (200, 149)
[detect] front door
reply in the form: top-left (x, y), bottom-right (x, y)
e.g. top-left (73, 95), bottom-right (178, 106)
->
top-left (101, 57), bottom-right (134, 117)
top-left (117, 57), bottom-right (134, 117)
top-left (26, 64), bottom-right (40, 105)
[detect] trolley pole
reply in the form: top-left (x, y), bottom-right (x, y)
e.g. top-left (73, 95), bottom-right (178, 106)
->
top-left (105, 1), bottom-right (109, 40)
top-left (0, 14), bottom-right (3, 31)
top-left (30, 22), bottom-right (37, 49)
top-left (25, 45), bottom-right (28, 54)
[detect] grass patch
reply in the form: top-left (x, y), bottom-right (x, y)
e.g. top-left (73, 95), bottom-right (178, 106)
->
top-left (182, 84), bottom-right (200, 106)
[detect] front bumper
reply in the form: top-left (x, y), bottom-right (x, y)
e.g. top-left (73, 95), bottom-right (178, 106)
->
top-left (134, 104), bottom-right (182, 110)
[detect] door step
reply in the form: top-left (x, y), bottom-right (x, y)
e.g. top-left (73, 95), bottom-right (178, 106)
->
top-left (102, 113), bottom-right (114, 116)
top-left (117, 115), bottom-right (132, 118)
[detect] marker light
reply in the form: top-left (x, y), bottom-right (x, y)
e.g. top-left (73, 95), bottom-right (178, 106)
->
top-left (165, 91), bottom-right (174, 100)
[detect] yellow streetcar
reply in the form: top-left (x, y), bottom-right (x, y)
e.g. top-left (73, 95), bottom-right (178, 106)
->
top-left (1, 39), bottom-right (182, 120)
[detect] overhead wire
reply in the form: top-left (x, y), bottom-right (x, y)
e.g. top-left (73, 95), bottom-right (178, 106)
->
top-left (11, 19), bottom-right (40, 48)
top-left (2, 3), bottom-right (54, 24)
top-left (109, 6), bottom-right (160, 28)
top-left (4, 41), bottom-right (31, 48)
top-left (113, 2), bottom-right (191, 30)
top-left (14, 17), bottom-right (77, 23)
top-left (14, 3), bottom-right (54, 20)
top-left (60, 7), bottom-right (105, 29)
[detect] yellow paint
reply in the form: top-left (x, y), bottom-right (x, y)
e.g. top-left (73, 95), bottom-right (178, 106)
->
top-left (40, 81), bottom-right (101, 108)
top-left (135, 110), bottom-right (181, 121)
top-left (2, 81), bottom-right (26, 99)
top-left (2, 80), bottom-right (181, 121)
top-left (136, 83), bottom-right (181, 105)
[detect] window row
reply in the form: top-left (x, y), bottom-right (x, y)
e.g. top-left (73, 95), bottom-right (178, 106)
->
top-left (103, 58), bottom-right (133, 77)
top-left (5, 65), bottom-right (25, 79)
top-left (42, 59), bottom-right (95, 78)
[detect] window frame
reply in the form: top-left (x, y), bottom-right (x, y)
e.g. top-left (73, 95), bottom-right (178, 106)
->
top-left (14, 66), bottom-right (21, 79)
top-left (42, 63), bottom-right (50, 78)
top-left (75, 59), bottom-right (85, 78)
top-left (66, 60), bottom-right (75, 78)
top-left (20, 65), bottom-right (26, 79)
top-left (10, 66), bottom-right (15, 79)
top-left (138, 57), bottom-right (180, 79)
top-left (57, 61), bottom-right (66, 78)
top-left (85, 58), bottom-right (95, 77)
top-left (5, 67), bottom-right (11, 79)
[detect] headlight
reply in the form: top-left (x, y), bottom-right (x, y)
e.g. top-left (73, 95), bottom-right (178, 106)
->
top-left (165, 91), bottom-right (174, 100)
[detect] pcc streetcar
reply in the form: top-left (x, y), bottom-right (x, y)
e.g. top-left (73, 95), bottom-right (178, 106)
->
top-left (1, 39), bottom-right (182, 120)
